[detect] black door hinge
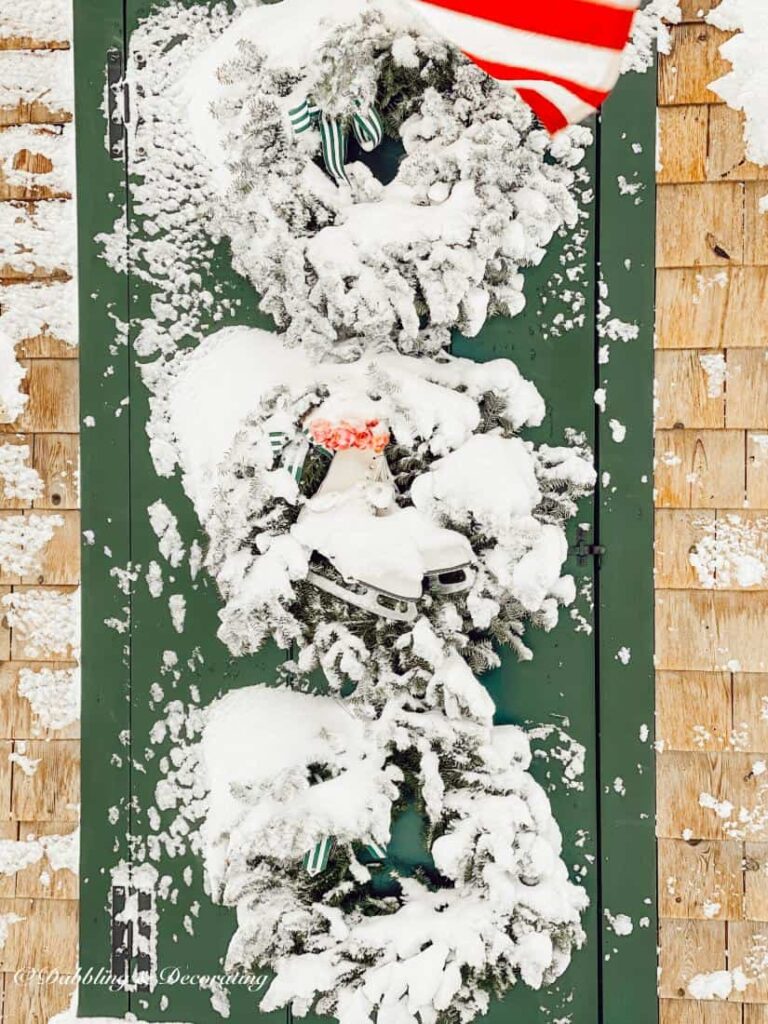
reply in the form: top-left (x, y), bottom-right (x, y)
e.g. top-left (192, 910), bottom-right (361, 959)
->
top-left (106, 48), bottom-right (129, 161)
top-left (110, 882), bottom-right (155, 992)
top-left (573, 539), bottom-right (606, 568)
top-left (110, 883), bottom-right (130, 986)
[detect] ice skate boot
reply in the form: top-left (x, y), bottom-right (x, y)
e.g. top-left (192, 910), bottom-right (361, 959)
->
top-left (293, 446), bottom-right (422, 623)
top-left (290, 421), bottom-right (475, 621)
top-left (396, 506), bottom-right (475, 596)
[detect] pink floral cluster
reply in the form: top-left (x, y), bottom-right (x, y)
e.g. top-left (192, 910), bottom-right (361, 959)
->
top-left (308, 417), bottom-right (390, 453)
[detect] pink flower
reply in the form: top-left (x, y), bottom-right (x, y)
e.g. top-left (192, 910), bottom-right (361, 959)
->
top-left (371, 434), bottom-right (389, 454)
top-left (309, 419), bottom-right (333, 445)
top-left (332, 426), bottom-right (356, 450)
top-left (308, 415), bottom-right (390, 452)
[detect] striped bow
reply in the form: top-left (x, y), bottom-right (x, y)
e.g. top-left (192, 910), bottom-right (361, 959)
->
top-left (408, 0), bottom-right (640, 132)
top-left (288, 97), bottom-right (384, 185)
top-left (303, 837), bottom-right (388, 877)
top-left (270, 428), bottom-right (340, 486)
top-left (269, 430), bottom-right (308, 482)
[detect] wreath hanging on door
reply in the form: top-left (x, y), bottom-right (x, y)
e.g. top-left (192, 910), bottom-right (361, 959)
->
top-left (120, 0), bottom-right (598, 1020)
top-left (203, 339), bottom-right (596, 664)
top-left (182, 0), bottom-right (590, 361)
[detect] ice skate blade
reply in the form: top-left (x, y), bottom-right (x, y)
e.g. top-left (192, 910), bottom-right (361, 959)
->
top-left (306, 570), bottom-right (418, 624)
top-left (424, 564), bottom-right (475, 595)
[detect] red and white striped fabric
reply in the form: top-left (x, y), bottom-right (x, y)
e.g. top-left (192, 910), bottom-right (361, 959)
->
top-left (409, 0), bottom-right (640, 132)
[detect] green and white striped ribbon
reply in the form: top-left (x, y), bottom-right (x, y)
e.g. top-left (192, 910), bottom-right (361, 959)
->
top-left (351, 105), bottom-right (383, 153)
top-left (303, 837), bottom-right (386, 876)
top-left (303, 836), bottom-right (334, 876)
top-left (284, 439), bottom-right (309, 483)
top-left (288, 97), bottom-right (348, 184)
top-left (288, 97), bottom-right (321, 135)
top-left (318, 114), bottom-right (349, 185)
top-left (269, 430), bottom-right (288, 458)
top-left (288, 96), bottom-right (382, 185)
top-left (269, 431), bottom-right (308, 483)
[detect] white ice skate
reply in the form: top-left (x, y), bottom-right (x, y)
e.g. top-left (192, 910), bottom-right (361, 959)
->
top-left (290, 445), bottom-right (474, 623)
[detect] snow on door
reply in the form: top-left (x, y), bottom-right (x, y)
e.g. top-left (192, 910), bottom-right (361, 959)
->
top-left (75, 1), bottom-right (657, 1022)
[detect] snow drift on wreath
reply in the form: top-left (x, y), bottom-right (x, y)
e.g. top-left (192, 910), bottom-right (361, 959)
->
top-left (148, 325), bottom-right (595, 670)
top-left (199, 685), bottom-right (588, 1024)
top-left (172, 0), bottom-right (589, 360)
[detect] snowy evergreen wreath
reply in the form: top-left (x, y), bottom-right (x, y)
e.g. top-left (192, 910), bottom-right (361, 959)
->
top-left (200, 685), bottom-right (589, 1024)
top-left (200, 334), bottom-right (594, 667)
top-left (181, 0), bottom-right (590, 360)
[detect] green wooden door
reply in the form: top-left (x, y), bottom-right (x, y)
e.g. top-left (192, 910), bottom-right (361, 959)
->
top-left (75, 2), bottom-right (656, 1021)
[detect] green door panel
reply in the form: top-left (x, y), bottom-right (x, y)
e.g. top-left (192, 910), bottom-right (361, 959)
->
top-left (75, 0), bottom-right (656, 1019)
top-left (597, 68), bottom-right (658, 1024)
top-left (75, 1), bottom-right (132, 1016)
